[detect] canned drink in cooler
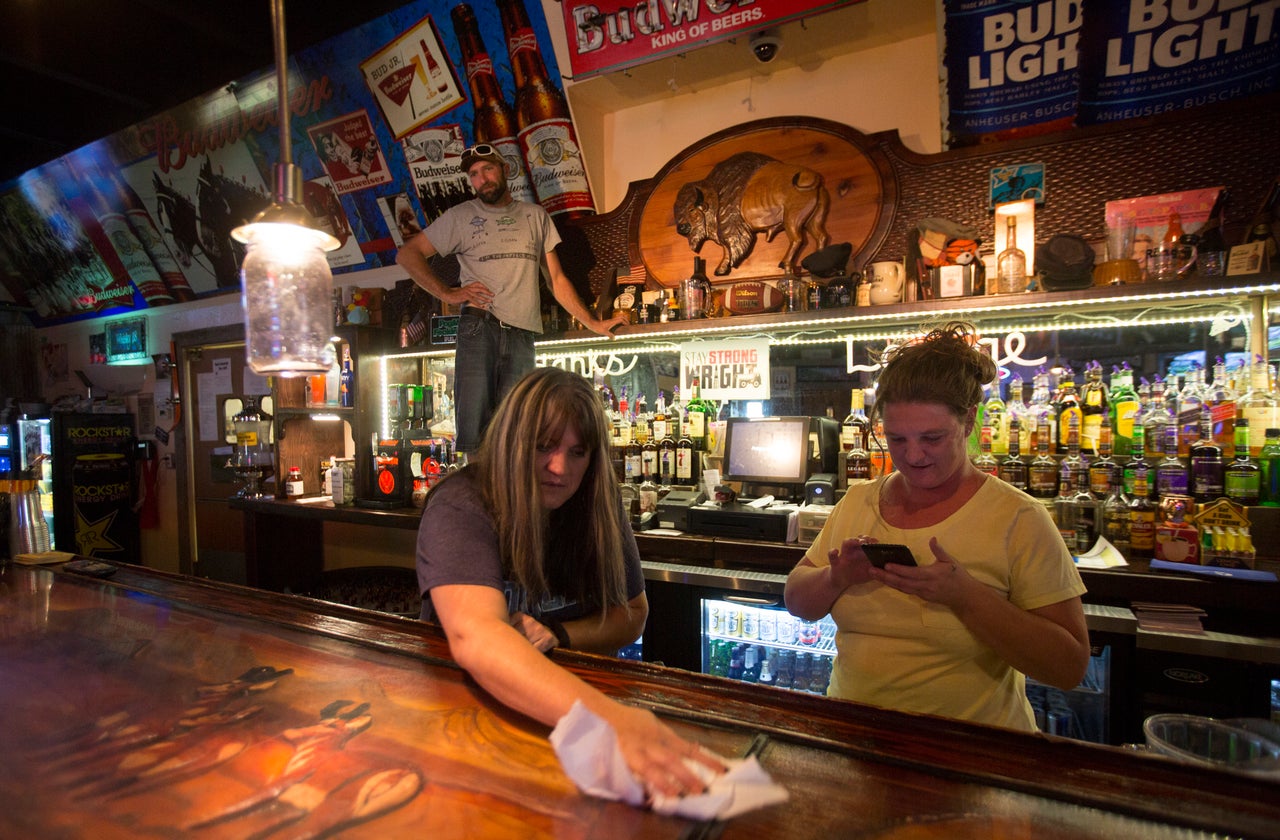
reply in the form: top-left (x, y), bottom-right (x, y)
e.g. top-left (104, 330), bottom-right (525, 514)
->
top-left (725, 607), bottom-right (741, 637)
top-left (741, 609), bottom-right (759, 639)
top-left (708, 605), bottom-right (722, 635)
top-left (776, 613), bottom-right (797, 645)
top-left (759, 610), bottom-right (777, 642)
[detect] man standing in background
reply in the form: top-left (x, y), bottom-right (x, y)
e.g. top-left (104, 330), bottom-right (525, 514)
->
top-left (396, 144), bottom-right (622, 455)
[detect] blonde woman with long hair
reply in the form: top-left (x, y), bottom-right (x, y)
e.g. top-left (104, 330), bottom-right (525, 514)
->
top-left (417, 366), bottom-right (721, 795)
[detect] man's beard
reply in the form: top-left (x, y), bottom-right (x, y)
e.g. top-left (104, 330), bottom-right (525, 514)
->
top-left (476, 180), bottom-right (508, 205)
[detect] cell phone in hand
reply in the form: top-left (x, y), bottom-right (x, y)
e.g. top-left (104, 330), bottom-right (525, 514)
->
top-left (862, 543), bottom-right (918, 569)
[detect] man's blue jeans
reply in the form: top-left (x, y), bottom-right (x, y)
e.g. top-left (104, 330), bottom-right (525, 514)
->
top-left (453, 309), bottom-right (536, 452)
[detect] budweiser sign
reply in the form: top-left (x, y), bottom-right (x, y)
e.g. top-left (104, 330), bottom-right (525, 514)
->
top-left (561, 0), bottom-right (863, 79)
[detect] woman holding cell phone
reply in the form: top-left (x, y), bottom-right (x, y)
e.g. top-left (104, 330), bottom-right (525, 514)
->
top-left (784, 322), bottom-right (1089, 731)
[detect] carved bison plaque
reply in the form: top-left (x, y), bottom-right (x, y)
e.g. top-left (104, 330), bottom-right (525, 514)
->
top-left (635, 118), bottom-right (894, 288)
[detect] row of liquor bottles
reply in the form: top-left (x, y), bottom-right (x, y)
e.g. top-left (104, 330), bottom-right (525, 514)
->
top-left (839, 356), bottom-right (1280, 482)
top-left (605, 378), bottom-right (719, 486)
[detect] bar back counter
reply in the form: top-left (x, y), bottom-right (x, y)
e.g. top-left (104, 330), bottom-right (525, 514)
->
top-left (3, 559), bottom-right (1279, 839)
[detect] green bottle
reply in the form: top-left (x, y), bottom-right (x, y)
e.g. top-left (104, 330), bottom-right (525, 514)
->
top-left (1259, 427), bottom-right (1280, 507)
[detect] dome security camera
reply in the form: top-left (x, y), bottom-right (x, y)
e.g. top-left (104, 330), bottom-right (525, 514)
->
top-left (750, 30), bottom-right (781, 64)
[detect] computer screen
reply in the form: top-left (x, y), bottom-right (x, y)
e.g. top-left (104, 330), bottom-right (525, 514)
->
top-left (722, 416), bottom-right (811, 485)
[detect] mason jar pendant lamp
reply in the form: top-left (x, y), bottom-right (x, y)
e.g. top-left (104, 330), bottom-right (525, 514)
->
top-left (233, 0), bottom-right (341, 376)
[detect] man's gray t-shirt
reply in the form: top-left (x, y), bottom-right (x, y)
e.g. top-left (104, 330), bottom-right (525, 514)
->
top-left (416, 472), bottom-right (644, 623)
top-left (424, 198), bottom-right (560, 333)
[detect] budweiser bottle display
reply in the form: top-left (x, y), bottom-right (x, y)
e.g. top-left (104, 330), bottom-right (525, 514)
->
top-left (496, 0), bottom-right (595, 217)
top-left (105, 168), bottom-right (196, 301)
top-left (78, 163), bottom-right (174, 308)
top-left (451, 4), bottom-right (535, 204)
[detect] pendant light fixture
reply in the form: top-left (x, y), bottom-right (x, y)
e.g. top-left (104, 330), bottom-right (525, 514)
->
top-left (233, 0), bottom-right (340, 377)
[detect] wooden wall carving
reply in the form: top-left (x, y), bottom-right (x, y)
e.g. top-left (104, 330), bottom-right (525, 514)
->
top-left (564, 95), bottom-right (1280, 309)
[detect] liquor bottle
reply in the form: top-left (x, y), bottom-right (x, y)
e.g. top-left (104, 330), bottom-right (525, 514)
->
top-left (619, 466), bottom-right (639, 523)
top-left (841, 388), bottom-right (871, 453)
top-left (676, 426), bottom-right (698, 485)
top-left (681, 257), bottom-right (712, 320)
top-left (79, 165), bottom-right (175, 308)
top-left (1127, 473), bottom-right (1157, 559)
top-left (1068, 465), bottom-right (1099, 555)
top-left (1163, 210), bottom-right (1186, 244)
top-left (625, 436), bottom-right (642, 482)
top-left (496, 0), bottom-right (595, 217)
top-left (685, 377), bottom-right (713, 451)
top-left (638, 475), bottom-right (659, 519)
top-left (339, 345), bottom-right (354, 408)
top-left (1205, 356), bottom-right (1237, 458)
top-left (1175, 363), bottom-right (1205, 457)
top-left (104, 167), bottom-right (196, 301)
top-left (1224, 419), bottom-right (1261, 507)
top-left (658, 431), bottom-right (676, 484)
top-left (1109, 363), bottom-right (1139, 458)
top-left (651, 391), bottom-right (668, 442)
top-left (641, 435), bottom-right (658, 481)
top-left (1060, 412), bottom-right (1086, 496)
top-left (1122, 424), bottom-right (1153, 500)
top-left (1006, 375), bottom-right (1032, 456)
top-left (1088, 425), bottom-right (1118, 500)
top-left (1053, 459), bottom-right (1076, 542)
top-left (1260, 427), bottom-right (1280, 507)
top-left (1028, 418), bottom-right (1059, 500)
top-left (973, 426), bottom-right (999, 476)
top-left (1054, 368), bottom-right (1082, 455)
top-left (984, 373), bottom-right (1008, 456)
top-left (1080, 361), bottom-right (1110, 456)
top-left (668, 387), bottom-right (684, 440)
top-left (1238, 358), bottom-right (1280, 456)
top-left (1188, 404), bottom-right (1224, 503)
top-left (454, 5), bottom-right (536, 203)
top-left (869, 416), bottom-right (893, 478)
top-left (1154, 423), bottom-right (1189, 501)
top-left (1101, 473), bottom-right (1130, 557)
top-left (844, 431), bottom-right (872, 485)
top-left (997, 419), bottom-right (1027, 491)
top-left (1027, 367), bottom-right (1057, 434)
top-left (1141, 374), bottom-right (1174, 459)
top-left (996, 214), bottom-right (1027, 294)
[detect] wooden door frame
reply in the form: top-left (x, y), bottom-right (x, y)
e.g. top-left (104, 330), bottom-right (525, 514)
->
top-left (172, 323), bottom-right (243, 576)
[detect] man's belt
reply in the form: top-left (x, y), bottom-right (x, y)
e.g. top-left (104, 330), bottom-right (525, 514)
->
top-left (462, 306), bottom-right (522, 331)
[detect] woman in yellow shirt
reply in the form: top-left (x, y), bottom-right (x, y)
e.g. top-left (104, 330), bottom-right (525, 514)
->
top-left (785, 322), bottom-right (1089, 730)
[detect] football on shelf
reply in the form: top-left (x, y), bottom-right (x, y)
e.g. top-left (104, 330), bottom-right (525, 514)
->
top-left (723, 281), bottom-right (785, 315)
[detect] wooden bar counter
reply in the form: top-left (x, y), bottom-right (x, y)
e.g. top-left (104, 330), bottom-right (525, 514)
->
top-left (2, 560), bottom-right (1279, 838)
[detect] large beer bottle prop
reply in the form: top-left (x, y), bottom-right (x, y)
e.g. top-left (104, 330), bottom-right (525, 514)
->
top-left (104, 167), bottom-right (197, 302)
top-left (495, 0), bottom-right (595, 218)
top-left (451, 3), bottom-right (535, 204)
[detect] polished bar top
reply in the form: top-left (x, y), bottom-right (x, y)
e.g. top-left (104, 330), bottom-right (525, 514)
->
top-left (2, 560), bottom-right (1279, 838)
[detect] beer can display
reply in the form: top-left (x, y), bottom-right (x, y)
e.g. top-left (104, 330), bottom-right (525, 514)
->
top-left (702, 600), bottom-right (836, 696)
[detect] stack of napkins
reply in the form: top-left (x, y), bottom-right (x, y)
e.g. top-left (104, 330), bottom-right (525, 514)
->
top-left (1133, 602), bottom-right (1207, 634)
top-left (13, 550), bottom-right (76, 565)
top-left (549, 701), bottom-right (788, 820)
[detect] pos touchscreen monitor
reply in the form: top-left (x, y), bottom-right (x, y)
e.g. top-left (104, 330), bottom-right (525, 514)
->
top-left (722, 416), bottom-right (812, 486)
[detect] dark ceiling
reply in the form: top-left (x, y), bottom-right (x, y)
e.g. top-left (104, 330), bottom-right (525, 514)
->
top-left (0, 0), bottom-right (413, 186)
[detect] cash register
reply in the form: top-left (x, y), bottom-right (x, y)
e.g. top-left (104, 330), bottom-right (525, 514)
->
top-left (686, 415), bottom-right (839, 542)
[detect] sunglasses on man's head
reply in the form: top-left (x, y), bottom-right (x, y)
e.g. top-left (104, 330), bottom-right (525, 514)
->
top-left (464, 144), bottom-right (497, 158)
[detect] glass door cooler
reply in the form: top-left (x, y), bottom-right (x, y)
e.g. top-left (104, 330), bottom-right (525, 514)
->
top-left (701, 596), bottom-right (836, 694)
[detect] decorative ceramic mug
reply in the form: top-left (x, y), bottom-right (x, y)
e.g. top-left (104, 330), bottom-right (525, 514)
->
top-left (867, 261), bottom-right (905, 304)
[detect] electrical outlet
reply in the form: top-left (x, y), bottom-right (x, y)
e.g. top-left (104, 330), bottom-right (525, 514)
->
top-left (161, 454), bottom-right (175, 469)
